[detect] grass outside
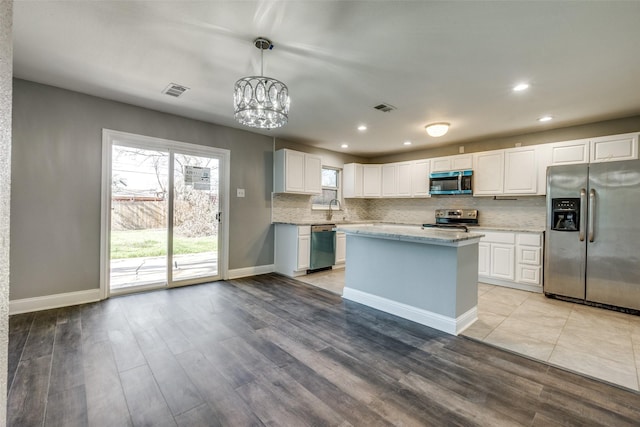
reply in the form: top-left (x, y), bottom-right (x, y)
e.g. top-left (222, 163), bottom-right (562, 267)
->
top-left (111, 229), bottom-right (217, 259)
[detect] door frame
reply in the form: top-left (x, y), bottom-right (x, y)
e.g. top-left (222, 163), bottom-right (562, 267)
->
top-left (100, 129), bottom-right (230, 299)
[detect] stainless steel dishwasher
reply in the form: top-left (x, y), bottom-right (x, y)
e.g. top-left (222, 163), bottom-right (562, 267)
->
top-left (309, 224), bottom-right (336, 271)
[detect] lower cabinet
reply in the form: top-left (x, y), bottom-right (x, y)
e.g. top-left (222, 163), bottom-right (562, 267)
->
top-left (275, 224), bottom-right (311, 277)
top-left (478, 230), bottom-right (543, 292)
top-left (334, 231), bottom-right (346, 265)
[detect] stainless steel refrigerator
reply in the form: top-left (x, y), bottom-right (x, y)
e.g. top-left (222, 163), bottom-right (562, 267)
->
top-left (545, 159), bottom-right (640, 311)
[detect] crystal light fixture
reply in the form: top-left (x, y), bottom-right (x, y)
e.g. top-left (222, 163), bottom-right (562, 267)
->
top-left (234, 37), bottom-right (290, 129)
top-left (425, 122), bottom-right (450, 137)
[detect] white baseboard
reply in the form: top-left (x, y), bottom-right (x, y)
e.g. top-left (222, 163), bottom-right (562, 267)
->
top-left (342, 287), bottom-right (477, 336)
top-left (479, 278), bottom-right (543, 293)
top-left (10, 289), bottom-right (102, 315)
top-left (227, 264), bottom-right (275, 280)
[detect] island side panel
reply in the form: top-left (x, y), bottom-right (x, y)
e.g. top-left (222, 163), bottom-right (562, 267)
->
top-left (455, 243), bottom-right (479, 317)
top-left (344, 234), bottom-right (476, 319)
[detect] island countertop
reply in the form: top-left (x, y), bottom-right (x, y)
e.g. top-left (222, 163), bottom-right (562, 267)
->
top-left (335, 224), bottom-right (484, 246)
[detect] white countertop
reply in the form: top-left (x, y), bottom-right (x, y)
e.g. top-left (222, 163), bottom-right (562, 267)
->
top-left (335, 224), bottom-right (484, 245)
top-left (273, 220), bottom-right (544, 233)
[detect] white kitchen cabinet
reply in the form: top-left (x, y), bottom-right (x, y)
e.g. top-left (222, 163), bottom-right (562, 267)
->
top-left (275, 224), bottom-right (311, 277)
top-left (430, 154), bottom-right (473, 172)
top-left (381, 163), bottom-right (397, 197)
top-left (473, 151), bottom-right (504, 195)
top-left (491, 244), bottom-right (515, 281)
top-left (362, 164), bottom-right (382, 197)
top-left (478, 242), bottom-right (490, 277)
top-left (381, 162), bottom-right (412, 197)
top-left (297, 233), bottom-right (311, 271)
top-left (343, 163), bottom-right (363, 198)
top-left (516, 233), bottom-right (543, 288)
top-left (411, 159), bottom-right (431, 197)
top-left (334, 231), bottom-right (346, 265)
top-left (397, 162), bottom-right (412, 197)
top-left (535, 143), bottom-right (553, 195)
top-left (274, 149), bottom-right (322, 194)
top-left (304, 154), bottom-right (322, 193)
top-left (504, 147), bottom-right (537, 194)
top-left (549, 139), bottom-right (590, 166)
top-left (478, 230), bottom-right (543, 292)
top-left (590, 132), bottom-right (638, 163)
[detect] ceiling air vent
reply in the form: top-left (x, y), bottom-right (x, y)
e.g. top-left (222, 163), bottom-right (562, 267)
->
top-left (373, 103), bottom-right (396, 112)
top-left (162, 83), bottom-right (190, 98)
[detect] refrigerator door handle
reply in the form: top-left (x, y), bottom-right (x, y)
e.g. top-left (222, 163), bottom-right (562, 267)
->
top-left (579, 188), bottom-right (587, 241)
top-left (588, 188), bottom-right (596, 242)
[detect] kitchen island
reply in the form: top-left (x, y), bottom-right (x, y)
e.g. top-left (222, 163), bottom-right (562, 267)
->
top-left (335, 224), bottom-right (483, 335)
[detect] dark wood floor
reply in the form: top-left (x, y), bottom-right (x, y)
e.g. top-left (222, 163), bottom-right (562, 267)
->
top-left (7, 274), bottom-right (640, 426)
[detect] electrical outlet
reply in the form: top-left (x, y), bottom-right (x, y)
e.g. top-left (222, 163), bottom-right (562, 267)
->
top-left (237, 188), bottom-right (245, 197)
top-left (459, 146), bottom-right (465, 154)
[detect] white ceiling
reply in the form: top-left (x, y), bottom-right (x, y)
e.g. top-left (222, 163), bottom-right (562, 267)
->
top-left (12, 1), bottom-right (640, 157)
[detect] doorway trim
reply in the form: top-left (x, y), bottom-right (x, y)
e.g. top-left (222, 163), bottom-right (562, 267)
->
top-left (100, 129), bottom-right (230, 300)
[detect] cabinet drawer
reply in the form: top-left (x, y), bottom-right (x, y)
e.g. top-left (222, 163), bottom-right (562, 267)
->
top-left (518, 247), bottom-right (541, 265)
top-left (517, 265), bottom-right (541, 285)
top-left (481, 231), bottom-right (515, 244)
top-left (298, 226), bottom-right (311, 236)
top-left (517, 233), bottom-right (542, 247)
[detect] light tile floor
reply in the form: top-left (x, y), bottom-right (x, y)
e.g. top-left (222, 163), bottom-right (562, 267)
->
top-left (298, 269), bottom-right (640, 392)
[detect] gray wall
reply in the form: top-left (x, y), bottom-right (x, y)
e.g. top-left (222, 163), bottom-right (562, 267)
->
top-left (371, 115), bottom-right (640, 163)
top-left (1, 0), bottom-right (12, 417)
top-left (11, 79), bottom-right (274, 300)
top-left (275, 138), bottom-right (368, 167)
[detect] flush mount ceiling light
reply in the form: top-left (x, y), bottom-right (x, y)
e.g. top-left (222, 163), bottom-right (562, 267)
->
top-left (425, 122), bottom-right (450, 137)
top-left (403, 141), bottom-right (412, 146)
top-left (513, 82), bottom-right (529, 92)
top-left (357, 125), bottom-right (368, 131)
top-left (234, 37), bottom-right (289, 129)
top-left (538, 115), bottom-right (553, 122)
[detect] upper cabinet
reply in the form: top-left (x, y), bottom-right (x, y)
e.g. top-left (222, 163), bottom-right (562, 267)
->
top-left (473, 147), bottom-right (537, 196)
top-left (549, 138), bottom-right (590, 166)
top-left (362, 164), bottom-right (382, 197)
top-left (343, 163), bottom-right (363, 198)
top-left (504, 147), bottom-right (537, 194)
top-left (382, 162), bottom-right (412, 197)
top-left (430, 154), bottom-right (473, 172)
top-left (274, 149), bottom-right (322, 194)
top-left (344, 160), bottom-right (430, 198)
top-left (590, 133), bottom-right (638, 163)
top-left (410, 159), bottom-right (431, 197)
top-left (473, 151), bottom-right (505, 195)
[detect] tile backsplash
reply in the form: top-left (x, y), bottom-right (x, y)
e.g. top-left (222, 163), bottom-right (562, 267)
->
top-left (272, 193), bottom-right (547, 229)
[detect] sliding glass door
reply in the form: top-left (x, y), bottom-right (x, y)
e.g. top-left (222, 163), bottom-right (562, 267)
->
top-left (171, 153), bottom-right (220, 283)
top-left (102, 130), bottom-right (228, 296)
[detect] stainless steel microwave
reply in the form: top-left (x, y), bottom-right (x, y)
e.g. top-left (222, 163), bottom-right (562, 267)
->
top-left (429, 170), bottom-right (473, 195)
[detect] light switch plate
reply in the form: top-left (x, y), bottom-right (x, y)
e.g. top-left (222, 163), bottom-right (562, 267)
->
top-left (237, 188), bottom-right (245, 197)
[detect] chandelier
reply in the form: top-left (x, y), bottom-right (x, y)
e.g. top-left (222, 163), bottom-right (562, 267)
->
top-left (234, 37), bottom-right (290, 129)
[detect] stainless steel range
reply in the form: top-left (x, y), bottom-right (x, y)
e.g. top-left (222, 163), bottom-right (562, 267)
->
top-left (422, 209), bottom-right (478, 232)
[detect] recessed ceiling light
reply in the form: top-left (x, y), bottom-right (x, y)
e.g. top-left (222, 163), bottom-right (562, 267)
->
top-left (341, 143), bottom-right (349, 148)
top-left (538, 115), bottom-right (553, 122)
top-left (425, 122), bottom-right (450, 137)
top-left (403, 141), bottom-right (412, 146)
top-left (357, 125), bottom-right (367, 131)
top-left (513, 83), bottom-right (529, 92)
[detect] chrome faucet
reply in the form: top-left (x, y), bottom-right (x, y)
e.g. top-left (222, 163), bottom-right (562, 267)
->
top-left (327, 199), bottom-right (341, 220)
